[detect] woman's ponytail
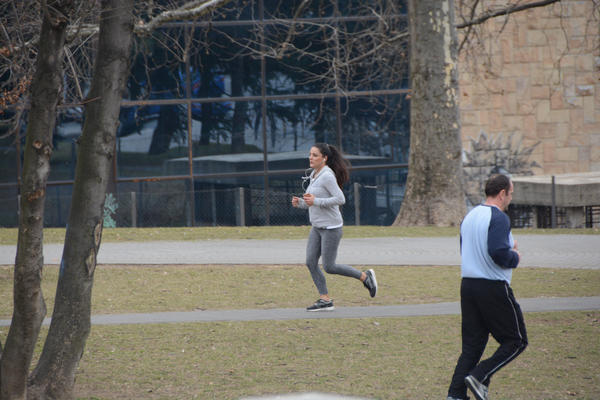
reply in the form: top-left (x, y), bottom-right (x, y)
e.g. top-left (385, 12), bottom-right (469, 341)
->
top-left (314, 142), bottom-right (350, 189)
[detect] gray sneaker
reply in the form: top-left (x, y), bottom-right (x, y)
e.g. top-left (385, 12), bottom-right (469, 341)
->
top-left (465, 375), bottom-right (489, 400)
top-left (306, 298), bottom-right (335, 311)
top-left (363, 269), bottom-right (378, 297)
top-left (447, 396), bottom-right (468, 400)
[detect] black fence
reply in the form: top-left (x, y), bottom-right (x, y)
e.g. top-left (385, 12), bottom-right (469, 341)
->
top-left (1, 183), bottom-right (405, 228)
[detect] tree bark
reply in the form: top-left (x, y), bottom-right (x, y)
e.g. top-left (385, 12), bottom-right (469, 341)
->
top-left (0, 2), bottom-right (73, 399)
top-left (27, 1), bottom-right (134, 398)
top-left (394, 0), bottom-right (466, 227)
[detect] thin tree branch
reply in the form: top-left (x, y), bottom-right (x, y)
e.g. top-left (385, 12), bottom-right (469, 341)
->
top-left (456, 0), bottom-right (561, 29)
top-left (135, 0), bottom-right (235, 35)
top-left (458, 0), bottom-right (480, 52)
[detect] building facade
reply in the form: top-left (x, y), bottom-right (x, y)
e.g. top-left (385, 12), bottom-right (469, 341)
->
top-left (458, 0), bottom-right (599, 175)
top-left (1, 1), bottom-right (597, 228)
top-left (0, 0), bottom-right (410, 228)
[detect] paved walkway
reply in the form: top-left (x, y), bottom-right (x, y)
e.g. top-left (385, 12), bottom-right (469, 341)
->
top-left (1, 234), bottom-right (599, 268)
top-left (1, 234), bottom-right (599, 329)
top-left (2, 296), bottom-right (597, 328)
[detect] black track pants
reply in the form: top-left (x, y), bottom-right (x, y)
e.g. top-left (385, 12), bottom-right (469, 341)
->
top-left (448, 278), bottom-right (528, 399)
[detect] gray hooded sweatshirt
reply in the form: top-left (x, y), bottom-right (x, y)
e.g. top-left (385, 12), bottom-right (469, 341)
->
top-left (297, 165), bottom-right (345, 229)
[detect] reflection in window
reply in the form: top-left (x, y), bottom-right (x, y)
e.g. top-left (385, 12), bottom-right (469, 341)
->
top-left (266, 99), bottom-right (337, 153)
top-left (190, 101), bottom-right (264, 175)
top-left (126, 28), bottom-right (187, 101)
top-left (117, 105), bottom-right (189, 178)
top-left (341, 95), bottom-right (409, 162)
top-left (51, 109), bottom-right (83, 181)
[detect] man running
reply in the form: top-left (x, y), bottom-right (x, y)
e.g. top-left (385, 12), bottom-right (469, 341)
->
top-left (447, 174), bottom-right (528, 400)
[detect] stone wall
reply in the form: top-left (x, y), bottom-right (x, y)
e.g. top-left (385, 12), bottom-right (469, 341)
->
top-left (458, 0), bottom-right (599, 175)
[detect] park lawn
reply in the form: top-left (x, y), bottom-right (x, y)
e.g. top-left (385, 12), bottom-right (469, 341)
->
top-left (1, 265), bottom-right (599, 318)
top-left (0, 226), bottom-right (599, 244)
top-left (19, 311), bottom-right (594, 399)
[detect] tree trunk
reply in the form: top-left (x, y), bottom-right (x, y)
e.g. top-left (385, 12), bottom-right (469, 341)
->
top-left (394, 0), bottom-right (466, 227)
top-left (0, 2), bottom-right (73, 399)
top-left (27, 1), bottom-right (134, 398)
top-left (148, 105), bottom-right (179, 155)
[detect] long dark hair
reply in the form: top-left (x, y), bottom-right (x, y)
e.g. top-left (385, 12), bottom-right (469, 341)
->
top-left (313, 143), bottom-right (350, 189)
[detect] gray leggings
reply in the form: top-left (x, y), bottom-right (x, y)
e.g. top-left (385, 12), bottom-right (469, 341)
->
top-left (306, 227), bottom-right (363, 295)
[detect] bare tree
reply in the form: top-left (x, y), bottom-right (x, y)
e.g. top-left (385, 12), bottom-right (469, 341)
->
top-left (0, 2), bottom-right (76, 398)
top-left (25, 1), bottom-right (135, 397)
top-left (394, 0), bottom-right (466, 226)
top-left (0, 1), bottom-right (232, 399)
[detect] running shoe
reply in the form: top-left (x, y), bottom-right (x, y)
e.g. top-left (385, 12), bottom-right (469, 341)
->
top-left (465, 375), bottom-right (488, 400)
top-left (306, 299), bottom-right (335, 311)
top-left (363, 269), bottom-right (378, 297)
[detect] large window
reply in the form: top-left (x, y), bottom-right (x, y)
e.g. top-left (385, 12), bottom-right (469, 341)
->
top-left (1, 0), bottom-right (410, 227)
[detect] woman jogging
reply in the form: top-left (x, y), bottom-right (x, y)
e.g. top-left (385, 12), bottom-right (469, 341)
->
top-left (292, 143), bottom-right (377, 311)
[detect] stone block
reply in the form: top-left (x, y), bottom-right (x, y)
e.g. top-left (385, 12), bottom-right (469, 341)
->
top-left (538, 122), bottom-right (556, 139)
top-left (584, 96), bottom-right (595, 123)
top-left (546, 29), bottom-right (569, 50)
top-left (491, 94), bottom-right (504, 109)
top-left (556, 147), bottom-right (579, 161)
top-left (567, 133), bottom-right (590, 147)
top-left (514, 47), bottom-right (540, 63)
top-left (503, 93), bottom-right (518, 114)
top-left (527, 30), bottom-right (548, 46)
top-left (531, 86), bottom-right (550, 100)
top-left (560, 54), bottom-right (577, 68)
top-left (549, 109), bottom-right (571, 123)
top-left (501, 39), bottom-right (513, 63)
top-left (566, 18), bottom-right (588, 36)
top-left (536, 99), bottom-right (551, 122)
top-left (518, 101), bottom-right (535, 115)
top-left (576, 55), bottom-right (594, 73)
top-left (570, 109), bottom-right (585, 131)
top-left (462, 110), bottom-right (480, 126)
top-left (550, 90), bottom-right (565, 109)
top-left (503, 115), bottom-right (523, 131)
top-left (592, 145), bottom-right (600, 162)
top-left (578, 146), bottom-right (590, 161)
top-left (501, 63), bottom-right (525, 78)
top-left (522, 115), bottom-right (537, 137)
top-left (489, 111), bottom-right (503, 130)
top-left (543, 143), bottom-right (556, 163)
top-left (556, 123), bottom-right (571, 144)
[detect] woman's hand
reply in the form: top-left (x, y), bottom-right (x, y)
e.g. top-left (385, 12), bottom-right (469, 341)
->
top-left (292, 196), bottom-right (300, 207)
top-left (303, 193), bottom-right (315, 206)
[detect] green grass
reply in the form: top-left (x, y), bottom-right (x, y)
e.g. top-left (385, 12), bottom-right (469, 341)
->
top-left (1, 265), bottom-right (599, 318)
top-left (0, 226), bottom-right (598, 245)
top-left (1, 226), bottom-right (598, 399)
top-left (1, 262), bottom-right (598, 399)
top-left (8, 311), bottom-right (596, 399)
